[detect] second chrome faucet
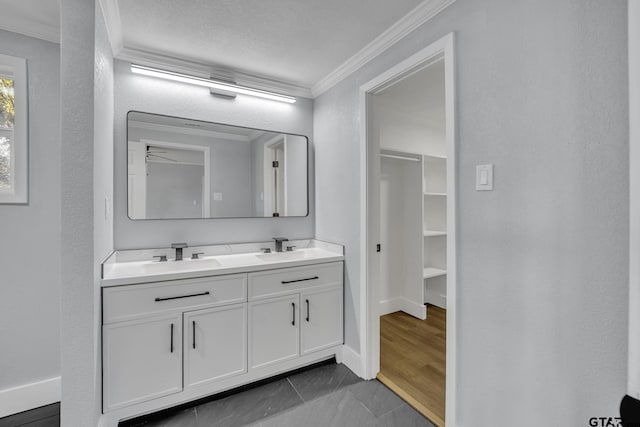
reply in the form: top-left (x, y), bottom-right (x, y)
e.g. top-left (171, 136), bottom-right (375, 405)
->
top-left (273, 237), bottom-right (289, 252)
top-left (171, 243), bottom-right (188, 261)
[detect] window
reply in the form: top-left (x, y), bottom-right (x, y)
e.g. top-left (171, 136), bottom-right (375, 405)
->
top-left (0, 54), bottom-right (27, 204)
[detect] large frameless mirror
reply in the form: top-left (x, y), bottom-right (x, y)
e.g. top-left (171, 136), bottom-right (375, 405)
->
top-left (127, 111), bottom-right (308, 219)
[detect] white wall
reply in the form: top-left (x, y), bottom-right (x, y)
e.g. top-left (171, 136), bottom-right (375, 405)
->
top-left (60, 0), bottom-right (114, 424)
top-left (378, 107), bottom-right (446, 157)
top-left (251, 133), bottom-right (269, 216)
top-left (376, 60), bottom-right (446, 156)
top-left (315, 0), bottom-right (628, 425)
top-left (285, 135), bottom-right (308, 216)
top-left (379, 159), bottom-right (408, 306)
top-left (114, 60), bottom-right (314, 249)
top-left (146, 163), bottom-right (205, 218)
top-left (0, 29), bottom-right (61, 397)
top-left (94, 6), bottom-right (115, 424)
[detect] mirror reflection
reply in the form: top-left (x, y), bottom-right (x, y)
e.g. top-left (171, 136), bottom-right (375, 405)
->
top-left (127, 111), bottom-right (308, 219)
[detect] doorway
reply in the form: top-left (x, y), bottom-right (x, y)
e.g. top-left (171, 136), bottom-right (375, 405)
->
top-left (263, 135), bottom-right (287, 217)
top-left (360, 34), bottom-right (456, 426)
top-left (127, 139), bottom-right (211, 219)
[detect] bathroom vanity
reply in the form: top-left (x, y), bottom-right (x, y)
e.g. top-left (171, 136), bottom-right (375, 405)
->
top-left (100, 239), bottom-right (344, 425)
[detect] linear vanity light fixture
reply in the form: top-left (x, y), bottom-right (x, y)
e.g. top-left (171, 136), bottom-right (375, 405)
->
top-left (130, 64), bottom-right (297, 104)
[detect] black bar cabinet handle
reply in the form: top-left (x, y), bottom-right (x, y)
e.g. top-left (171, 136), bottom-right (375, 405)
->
top-left (170, 323), bottom-right (174, 353)
top-left (306, 299), bottom-right (310, 322)
top-left (192, 320), bottom-right (197, 349)
top-left (291, 302), bottom-right (295, 326)
top-left (281, 276), bottom-right (319, 284)
top-left (155, 291), bottom-right (210, 302)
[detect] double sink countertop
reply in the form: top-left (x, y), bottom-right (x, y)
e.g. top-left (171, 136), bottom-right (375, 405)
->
top-left (101, 239), bottom-right (344, 287)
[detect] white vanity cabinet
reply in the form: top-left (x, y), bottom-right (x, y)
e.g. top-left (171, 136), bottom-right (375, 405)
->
top-left (300, 286), bottom-right (343, 355)
top-left (249, 294), bottom-right (300, 369)
top-left (248, 262), bottom-right (344, 370)
top-left (103, 313), bottom-right (183, 410)
top-left (102, 273), bottom-right (247, 411)
top-left (183, 304), bottom-right (247, 389)
top-left (101, 244), bottom-right (344, 427)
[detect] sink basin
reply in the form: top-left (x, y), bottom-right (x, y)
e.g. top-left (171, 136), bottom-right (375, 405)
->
top-left (113, 257), bottom-right (222, 278)
top-left (256, 248), bottom-right (324, 262)
top-left (183, 258), bottom-right (221, 268)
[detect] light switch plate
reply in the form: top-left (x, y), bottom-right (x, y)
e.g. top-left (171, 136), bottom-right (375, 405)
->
top-left (104, 196), bottom-right (110, 220)
top-left (476, 164), bottom-right (494, 191)
top-left (213, 192), bottom-right (223, 201)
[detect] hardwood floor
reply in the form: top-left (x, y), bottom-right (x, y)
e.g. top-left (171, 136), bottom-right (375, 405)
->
top-left (379, 305), bottom-right (446, 427)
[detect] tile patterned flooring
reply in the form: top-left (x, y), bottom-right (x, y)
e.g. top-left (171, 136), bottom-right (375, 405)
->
top-left (124, 361), bottom-right (435, 427)
top-left (0, 362), bottom-right (435, 427)
top-left (0, 403), bottom-right (59, 427)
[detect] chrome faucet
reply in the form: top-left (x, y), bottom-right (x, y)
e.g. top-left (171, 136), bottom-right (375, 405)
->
top-left (273, 237), bottom-right (289, 253)
top-left (171, 243), bottom-right (188, 261)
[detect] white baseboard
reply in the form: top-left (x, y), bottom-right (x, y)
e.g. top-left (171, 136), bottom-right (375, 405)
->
top-left (0, 376), bottom-right (61, 418)
top-left (379, 297), bottom-right (403, 315)
top-left (425, 294), bottom-right (447, 310)
top-left (402, 298), bottom-right (427, 319)
top-left (340, 345), bottom-right (364, 378)
top-left (380, 297), bottom-right (426, 320)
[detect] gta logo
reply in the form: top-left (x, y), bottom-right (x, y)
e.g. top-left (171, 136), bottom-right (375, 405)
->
top-left (588, 417), bottom-right (622, 427)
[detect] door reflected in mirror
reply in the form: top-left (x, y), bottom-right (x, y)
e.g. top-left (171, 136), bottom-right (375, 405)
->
top-left (127, 111), bottom-right (309, 219)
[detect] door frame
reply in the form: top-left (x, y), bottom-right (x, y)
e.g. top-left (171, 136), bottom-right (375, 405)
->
top-left (358, 33), bottom-right (457, 425)
top-left (140, 139), bottom-right (211, 218)
top-left (263, 134), bottom-right (287, 216)
top-left (628, 0), bottom-right (640, 402)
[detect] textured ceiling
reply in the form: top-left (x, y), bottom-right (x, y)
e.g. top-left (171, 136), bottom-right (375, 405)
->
top-left (118, 0), bottom-right (424, 88)
top-left (0, 0), bottom-right (433, 91)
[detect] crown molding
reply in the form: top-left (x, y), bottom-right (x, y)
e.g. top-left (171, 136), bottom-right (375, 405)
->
top-left (0, 22), bottom-right (59, 44)
top-left (117, 46), bottom-right (313, 99)
top-left (311, 0), bottom-right (455, 97)
top-left (98, 0), bottom-right (124, 55)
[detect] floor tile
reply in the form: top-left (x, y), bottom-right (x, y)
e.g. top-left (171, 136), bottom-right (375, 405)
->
top-left (141, 408), bottom-right (197, 427)
top-left (0, 403), bottom-right (60, 427)
top-left (287, 362), bottom-right (362, 402)
top-left (14, 415), bottom-right (60, 427)
top-left (260, 389), bottom-right (375, 427)
top-left (195, 378), bottom-right (302, 427)
top-left (347, 380), bottom-right (405, 417)
top-left (374, 404), bottom-right (436, 427)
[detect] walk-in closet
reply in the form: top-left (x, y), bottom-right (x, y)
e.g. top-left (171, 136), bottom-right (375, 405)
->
top-left (373, 57), bottom-right (449, 425)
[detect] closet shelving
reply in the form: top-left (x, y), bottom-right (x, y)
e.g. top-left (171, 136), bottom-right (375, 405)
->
top-left (422, 154), bottom-right (447, 310)
top-left (378, 149), bottom-right (447, 320)
top-left (423, 267), bottom-right (446, 279)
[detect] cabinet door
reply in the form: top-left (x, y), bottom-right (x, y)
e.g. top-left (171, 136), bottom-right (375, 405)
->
top-left (301, 286), bottom-right (343, 355)
top-left (249, 294), bottom-right (299, 369)
top-left (103, 314), bottom-right (182, 410)
top-left (184, 304), bottom-right (247, 388)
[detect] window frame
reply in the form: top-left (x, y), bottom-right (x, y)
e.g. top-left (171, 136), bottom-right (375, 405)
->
top-left (0, 53), bottom-right (27, 204)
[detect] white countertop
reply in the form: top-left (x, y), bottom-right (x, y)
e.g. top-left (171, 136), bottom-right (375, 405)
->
top-left (102, 239), bottom-right (344, 287)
